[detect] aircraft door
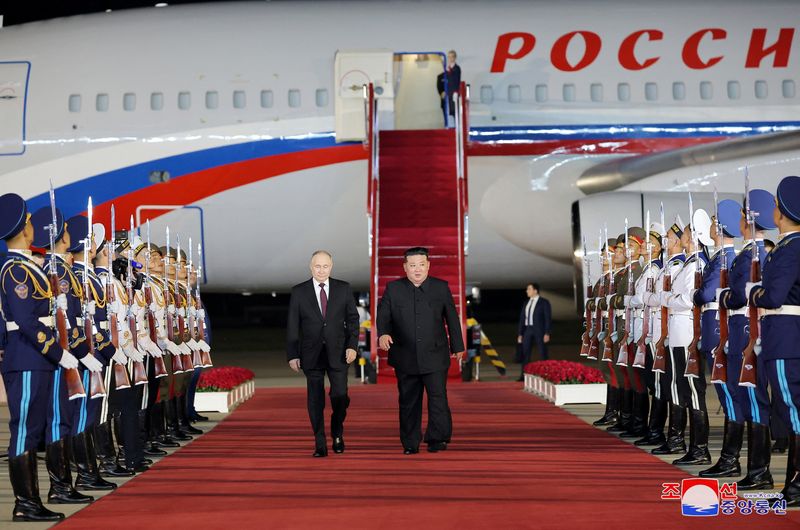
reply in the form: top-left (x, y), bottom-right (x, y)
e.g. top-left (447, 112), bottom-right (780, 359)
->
top-left (334, 50), bottom-right (394, 142)
top-left (0, 61), bottom-right (30, 155)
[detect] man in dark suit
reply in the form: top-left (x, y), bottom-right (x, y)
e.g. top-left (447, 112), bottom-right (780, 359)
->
top-left (517, 282), bottom-right (552, 381)
top-left (436, 49), bottom-right (461, 126)
top-left (287, 250), bottom-right (359, 457)
top-left (377, 247), bottom-right (465, 454)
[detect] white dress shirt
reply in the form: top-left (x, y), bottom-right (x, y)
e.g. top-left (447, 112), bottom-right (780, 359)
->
top-left (525, 296), bottom-right (539, 326)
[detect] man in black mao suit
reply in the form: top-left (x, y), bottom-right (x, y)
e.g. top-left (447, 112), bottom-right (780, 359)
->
top-left (287, 251), bottom-right (359, 457)
top-left (517, 282), bottom-right (552, 381)
top-left (377, 247), bottom-right (465, 454)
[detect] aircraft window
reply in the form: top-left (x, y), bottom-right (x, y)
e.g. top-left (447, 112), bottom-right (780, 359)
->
top-left (96, 94), bottom-right (109, 112)
top-left (123, 93), bottom-right (136, 111)
top-left (316, 89), bottom-right (329, 107)
top-left (645, 83), bottom-right (658, 101)
top-left (672, 82), bottom-right (686, 101)
top-left (535, 84), bottom-right (547, 102)
top-left (178, 91), bottom-right (191, 110)
top-left (563, 84), bottom-right (575, 102)
top-left (590, 83), bottom-right (603, 102)
top-left (288, 89), bottom-right (301, 108)
top-left (727, 81), bottom-right (741, 100)
top-left (784, 80), bottom-right (797, 98)
top-left (233, 90), bottom-right (246, 109)
top-left (700, 81), bottom-right (713, 100)
top-left (755, 80), bottom-right (768, 99)
top-left (508, 85), bottom-right (521, 103)
top-left (617, 83), bottom-right (630, 102)
top-left (206, 91), bottom-right (219, 109)
top-left (480, 85), bottom-right (493, 104)
top-left (261, 90), bottom-right (274, 108)
top-left (68, 94), bottom-right (81, 113)
top-left (151, 92), bottom-right (164, 111)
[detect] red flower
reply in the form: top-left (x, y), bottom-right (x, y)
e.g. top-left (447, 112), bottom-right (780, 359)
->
top-left (197, 366), bottom-right (256, 392)
top-left (522, 360), bottom-right (604, 385)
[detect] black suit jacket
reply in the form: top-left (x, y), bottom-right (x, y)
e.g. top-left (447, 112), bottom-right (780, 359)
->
top-left (518, 296), bottom-right (552, 337)
top-left (376, 277), bottom-right (465, 375)
top-left (436, 64), bottom-right (461, 113)
top-left (286, 278), bottom-right (359, 369)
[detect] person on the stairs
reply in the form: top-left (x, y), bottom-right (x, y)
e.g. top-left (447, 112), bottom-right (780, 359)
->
top-left (436, 50), bottom-right (461, 127)
top-left (516, 283), bottom-right (551, 381)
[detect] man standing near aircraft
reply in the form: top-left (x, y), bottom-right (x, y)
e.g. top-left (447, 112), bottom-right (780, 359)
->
top-left (436, 50), bottom-right (461, 126)
top-left (377, 247), bottom-right (465, 454)
top-left (287, 251), bottom-right (359, 457)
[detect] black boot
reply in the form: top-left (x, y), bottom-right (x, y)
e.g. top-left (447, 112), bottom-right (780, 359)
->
top-left (152, 402), bottom-right (181, 447)
top-left (608, 388), bottom-right (632, 432)
top-left (73, 432), bottom-right (117, 491)
top-left (621, 392), bottom-right (649, 438)
top-left (9, 451), bottom-right (64, 522)
top-left (45, 440), bottom-right (94, 504)
top-left (593, 386), bottom-right (619, 427)
top-left (652, 405), bottom-right (687, 455)
top-left (737, 422), bottom-right (774, 490)
top-left (673, 409), bottom-right (712, 465)
top-left (700, 420), bottom-right (743, 477)
top-left (772, 437), bottom-right (789, 453)
top-left (781, 433), bottom-right (800, 506)
top-left (177, 395), bottom-right (202, 435)
top-left (95, 422), bottom-right (132, 477)
top-left (635, 396), bottom-right (667, 446)
top-left (164, 399), bottom-right (192, 441)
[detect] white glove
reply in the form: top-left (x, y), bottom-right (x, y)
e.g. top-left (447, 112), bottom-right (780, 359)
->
top-left (167, 304), bottom-right (176, 315)
top-left (623, 295), bottom-right (632, 306)
top-left (715, 288), bottom-right (725, 303)
top-left (157, 338), bottom-right (168, 350)
top-left (147, 340), bottom-right (163, 358)
top-left (166, 341), bottom-right (182, 357)
top-left (88, 301), bottom-right (96, 316)
top-left (134, 346), bottom-right (148, 363)
top-left (178, 307), bottom-right (186, 318)
top-left (79, 354), bottom-right (103, 373)
top-left (198, 340), bottom-right (211, 352)
top-left (56, 294), bottom-right (68, 311)
top-left (155, 307), bottom-right (165, 323)
top-left (111, 350), bottom-right (128, 366)
top-left (122, 341), bottom-right (144, 363)
top-left (179, 342), bottom-right (192, 355)
top-left (198, 309), bottom-right (206, 320)
top-left (187, 338), bottom-right (199, 350)
top-left (660, 291), bottom-right (671, 307)
top-left (189, 307), bottom-right (197, 318)
top-left (59, 350), bottom-right (79, 369)
top-left (745, 282), bottom-right (761, 299)
top-left (149, 302), bottom-right (158, 314)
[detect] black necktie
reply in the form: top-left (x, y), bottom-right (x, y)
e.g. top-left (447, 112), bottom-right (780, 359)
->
top-left (319, 283), bottom-right (327, 320)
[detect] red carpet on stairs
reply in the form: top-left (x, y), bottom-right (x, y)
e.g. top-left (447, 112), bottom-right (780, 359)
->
top-left (58, 383), bottom-right (800, 529)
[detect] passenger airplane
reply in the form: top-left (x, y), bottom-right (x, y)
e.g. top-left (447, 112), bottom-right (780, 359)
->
top-left (1, 0), bottom-right (798, 314)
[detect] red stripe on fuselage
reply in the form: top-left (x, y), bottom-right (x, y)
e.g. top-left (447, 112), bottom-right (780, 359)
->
top-left (92, 144), bottom-right (367, 227)
top-left (466, 136), bottom-right (725, 156)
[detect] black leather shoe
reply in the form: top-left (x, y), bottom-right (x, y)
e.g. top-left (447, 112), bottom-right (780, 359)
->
top-left (333, 437), bottom-right (345, 454)
top-left (403, 447), bottom-right (419, 455)
top-left (127, 463), bottom-right (150, 474)
top-left (153, 438), bottom-right (180, 449)
top-left (141, 458), bottom-right (153, 465)
top-left (191, 413), bottom-right (209, 423)
top-left (427, 442), bottom-right (448, 453)
top-left (313, 448), bottom-right (328, 458)
top-left (12, 501), bottom-right (65, 522)
top-left (144, 444), bottom-right (168, 456)
top-left (182, 425), bottom-right (203, 436)
top-left (100, 463), bottom-right (134, 477)
top-left (47, 489), bottom-right (94, 504)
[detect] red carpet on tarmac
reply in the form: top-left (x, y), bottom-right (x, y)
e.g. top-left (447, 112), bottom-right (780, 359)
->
top-left (58, 383), bottom-right (800, 529)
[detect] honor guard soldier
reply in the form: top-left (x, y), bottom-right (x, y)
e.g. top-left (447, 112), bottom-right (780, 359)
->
top-left (665, 208), bottom-right (713, 466)
top-left (0, 194), bottom-right (69, 522)
top-left (612, 226), bottom-right (647, 439)
top-left (605, 234), bottom-right (630, 433)
top-left (719, 188), bottom-right (776, 490)
top-left (752, 176), bottom-right (800, 505)
top-left (648, 216), bottom-right (687, 456)
top-left (30, 206), bottom-right (96, 505)
top-left (630, 223), bottom-right (665, 446)
top-left (594, 237), bottom-right (625, 427)
top-left (700, 200), bottom-right (744, 477)
top-left (65, 216), bottom-right (118, 491)
top-left (591, 238), bottom-right (619, 426)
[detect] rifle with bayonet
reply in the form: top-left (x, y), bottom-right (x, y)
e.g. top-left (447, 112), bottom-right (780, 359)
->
top-left (740, 169), bottom-right (760, 388)
top-left (174, 235), bottom-right (194, 370)
top-left (143, 221), bottom-right (168, 379)
top-left (194, 242), bottom-right (213, 367)
top-left (616, 218), bottom-right (633, 367)
top-left (685, 193), bottom-right (703, 378)
top-left (652, 203), bottom-right (669, 373)
top-left (47, 181), bottom-right (86, 400)
top-left (601, 225), bottom-right (616, 363)
top-left (633, 211), bottom-right (651, 369)
top-left (163, 228), bottom-right (185, 374)
top-left (710, 190), bottom-right (729, 384)
top-left (81, 198), bottom-right (107, 398)
top-left (587, 231), bottom-right (603, 360)
top-left (105, 206), bottom-right (132, 390)
top-left (579, 236), bottom-right (591, 357)
top-left (125, 218), bottom-right (149, 385)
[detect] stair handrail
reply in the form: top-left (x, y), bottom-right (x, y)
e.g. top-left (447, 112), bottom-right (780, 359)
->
top-left (364, 83), bottom-right (382, 373)
top-left (453, 81), bottom-right (470, 347)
